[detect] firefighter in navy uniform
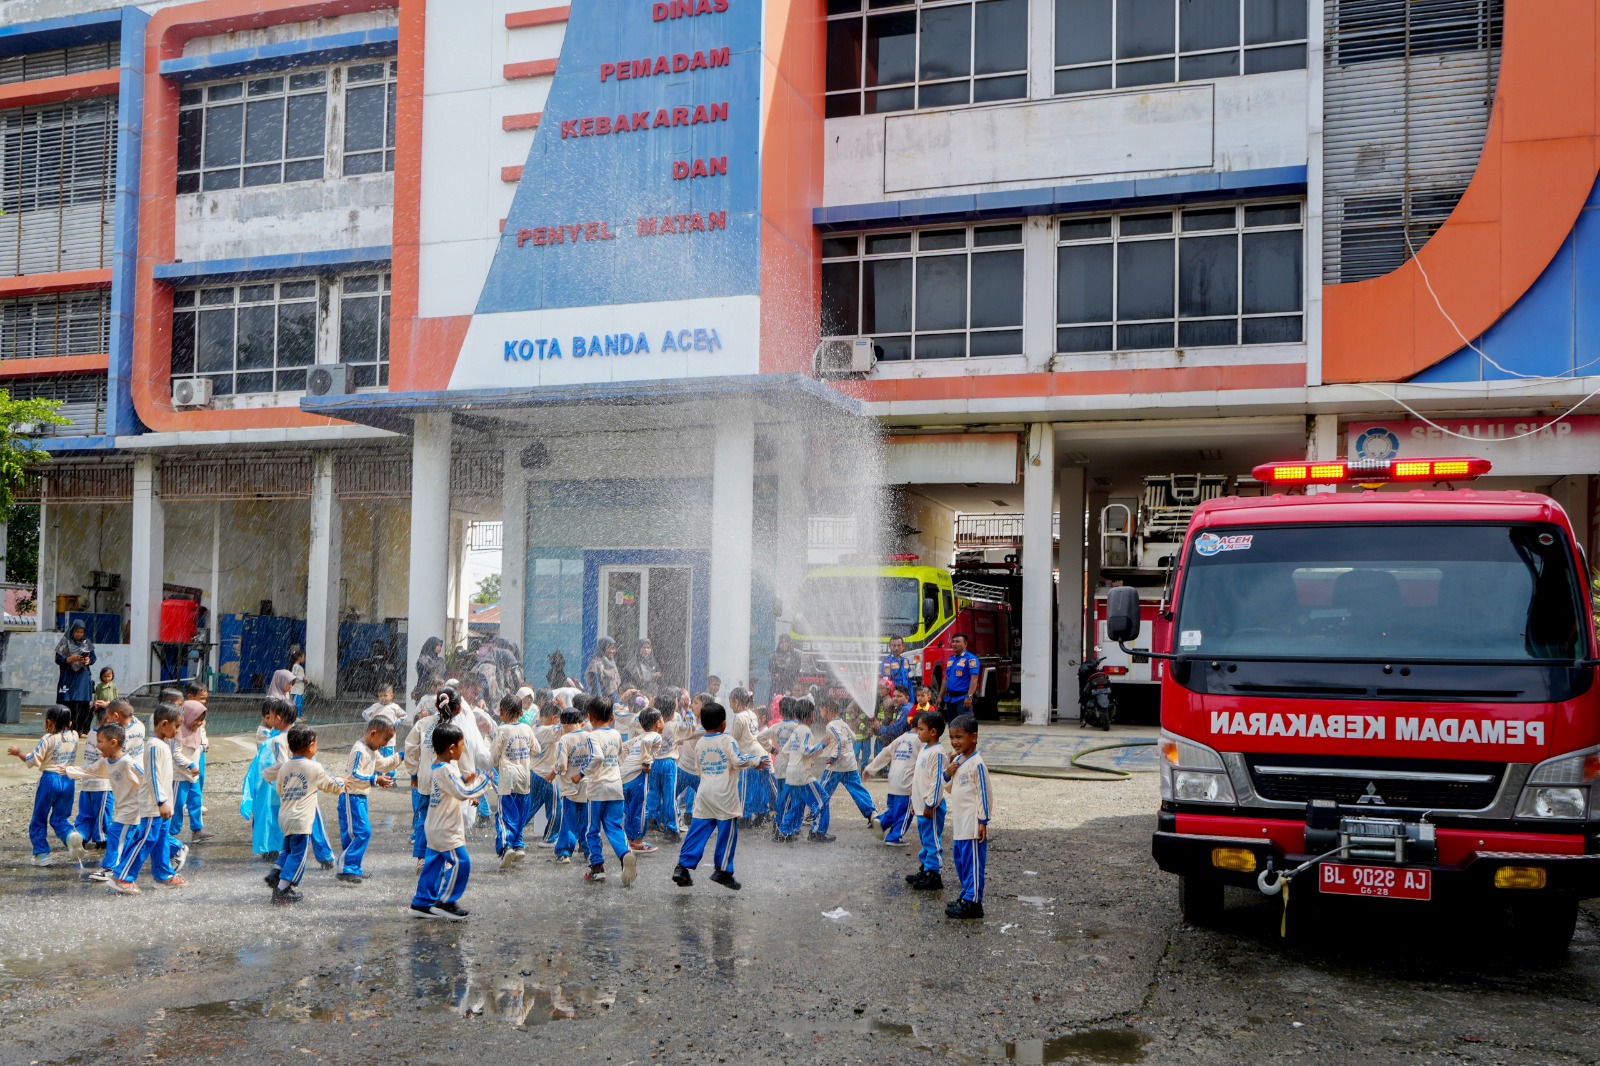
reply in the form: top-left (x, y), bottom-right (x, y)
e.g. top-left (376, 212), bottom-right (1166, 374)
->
top-left (879, 636), bottom-right (912, 700)
top-left (936, 634), bottom-right (980, 717)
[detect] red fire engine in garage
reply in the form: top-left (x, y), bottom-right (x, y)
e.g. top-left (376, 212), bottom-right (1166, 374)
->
top-left (1107, 457), bottom-right (1600, 956)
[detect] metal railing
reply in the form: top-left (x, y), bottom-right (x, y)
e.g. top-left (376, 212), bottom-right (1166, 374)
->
top-left (955, 512), bottom-right (1059, 549)
top-left (808, 515), bottom-right (858, 552)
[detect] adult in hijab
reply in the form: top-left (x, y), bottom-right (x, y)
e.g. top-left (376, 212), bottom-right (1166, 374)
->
top-left (56, 622), bottom-right (97, 734)
top-left (413, 636), bottom-right (445, 702)
top-left (623, 639), bottom-right (664, 694)
top-left (584, 636), bottom-right (621, 699)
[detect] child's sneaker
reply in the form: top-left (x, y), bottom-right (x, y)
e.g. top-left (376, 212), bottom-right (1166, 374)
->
top-left (409, 903), bottom-right (439, 920)
top-left (710, 869), bottom-right (741, 891)
top-left (633, 841), bottom-right (657, 854)
top-left (553, 855), bottom-right (572, 865)
top-left (905, 868), bottom-right (927, 883)
top-left (85, 868), bottom-right (111, 883)
top-left (111, 880), bottom-right (141, 895)
top-left (671, 864), bottom-right (693, 887)
top-left (945, 899), bottom-right (984, 920)
top-left (30, 853), bottom-right (53, 867)
top-left (536, 840), bottom-right (557, 849)
top-left (190, 831), bottom-right (213, 842)
top-left (512, 849), bottom-right (527, 862)
top-left (271, 886), bottom-right (302, 905)
top-left (318, 859), bottom-right (334, 871)
top-left (909, 871), bottom-right (944, 891)
top-left (159, 875), bottom-right (189, 889)
top-left (336, 872), bottom-right (362, 885)
top-left (264, 868), bottom-right (281, 887)
top-left (807, 831), bottom-right (835, 843)
top-left (884, 837), bottom-right (907, 847)
top-left (172, 844), bottom-right (190, 873)
top-left (67, 831), bottom-right (84, 858)
top-left (621, 851), bottom-right (638, 887)
top-left (433, 902), bottom-right (469, 920)
top-left (498, 849), bottom-right (516, 871)
top-left (584, 864), bottom-right (606, 882)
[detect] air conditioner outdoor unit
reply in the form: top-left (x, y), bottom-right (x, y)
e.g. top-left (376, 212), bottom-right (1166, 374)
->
top-left (306, 364), bottom-right (351, 397)
top-left (12, 423), bottom-right (39, 435)
top-left (172, 378), bottom-right (213, 407)
top-left (813, 337), bottom-right (875, 377)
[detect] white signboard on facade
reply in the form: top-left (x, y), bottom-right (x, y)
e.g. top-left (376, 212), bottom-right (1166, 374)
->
top-left (1345, 416), bottom-right (1600, 478)
top-left (886, 433), bottom-right (1020, 485)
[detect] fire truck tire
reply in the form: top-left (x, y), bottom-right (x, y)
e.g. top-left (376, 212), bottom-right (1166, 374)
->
top-left (1503, 897), bottom-right (1579, 960)
top-left (1178, 874), bottom-right (1225, 926)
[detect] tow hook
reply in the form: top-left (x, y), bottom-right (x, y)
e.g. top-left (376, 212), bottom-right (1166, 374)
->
top-left (1257, 863), bottom-right (1284, 896)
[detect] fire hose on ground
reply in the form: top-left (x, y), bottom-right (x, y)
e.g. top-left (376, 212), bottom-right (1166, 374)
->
top-left (986, 739), bottom-right (1158, 782)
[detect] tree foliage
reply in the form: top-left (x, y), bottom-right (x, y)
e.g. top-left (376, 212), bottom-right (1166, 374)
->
top-left (0, 393), bottom-right (68, 522)
top-left (473, 573), bottom-right (502, 605)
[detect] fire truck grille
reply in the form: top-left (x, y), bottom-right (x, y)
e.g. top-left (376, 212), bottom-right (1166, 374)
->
top-left (1246, 758), bottom-right (1504, 811)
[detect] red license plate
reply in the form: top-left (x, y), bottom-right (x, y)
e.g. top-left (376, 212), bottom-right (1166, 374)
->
top-left (1318, 862), bottom-right (1432, 901)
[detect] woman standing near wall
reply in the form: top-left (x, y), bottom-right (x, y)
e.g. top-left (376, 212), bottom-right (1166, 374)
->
top-left (55, 623), bottom-right (97, 735)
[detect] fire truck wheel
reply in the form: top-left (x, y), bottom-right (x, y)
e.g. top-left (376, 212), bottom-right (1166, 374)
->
top-left (1178, 874), bottom-right (1225, 926)
top-left (1503, 897), bottom-right (1579, 961)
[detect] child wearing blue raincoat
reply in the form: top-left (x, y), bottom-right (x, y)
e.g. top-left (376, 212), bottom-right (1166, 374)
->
top-left (242, 699), bottom-right (293, 856)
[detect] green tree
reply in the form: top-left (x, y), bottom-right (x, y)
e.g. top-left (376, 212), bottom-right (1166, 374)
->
top-left (0, 392), bottom-right (68, 521)
top-left (473, 573), bottom-right (502, 605)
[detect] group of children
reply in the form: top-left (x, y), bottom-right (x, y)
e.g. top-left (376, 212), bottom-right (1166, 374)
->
top-left (12, 672), bottom-right (991, 923)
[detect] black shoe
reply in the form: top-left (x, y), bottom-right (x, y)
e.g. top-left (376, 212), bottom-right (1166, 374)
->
top-left (909, 871), bottom-right (944, 891)
top-left (672, 864), bottom-right (693, 887)
top-left (410, 904), bottom-right (440, 920)
top-left (585, 864), bottom-right (606, 883)
top-left (271, 887), bottom-right (302, 905)
top-left (264, 868), bottom-right (281, 888)
top-left (865, 811), bottom-right (875, 826)
top-left (318, 859), bottom-right (334, 871)
top-left (905, 868), bottom-right (926, 884)
top-left (260, 851), bottom-right (280, 863)
top-left (710, 869), bottom-right (741, 891)
top-left (434, 901), bottom-right (469, 918)
top-left (808, 831), bottom-right (835, 843)
top-left (336, 872), bottom-right (362, 885)
top-left (945, 899), bottom-right (984, 919)
top-left (663, 832), bottom-right (681, 844)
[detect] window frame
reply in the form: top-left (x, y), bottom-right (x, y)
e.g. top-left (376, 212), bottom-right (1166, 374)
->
top-left (0, 290), bottom-right (112, 361)
top-left (340, 60), bottom-right (399, 177)
top-left (821, 221), bottom-right (1027, 363)
top-left (1054, 200), bottom-right (1306, 355)
top-left (336, 272), bottom-right (392, 389)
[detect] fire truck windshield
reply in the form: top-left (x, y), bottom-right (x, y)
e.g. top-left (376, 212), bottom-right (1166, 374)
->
top-left (794, 576), bottom-right (922, 639)
top-left (1175, 524), bottom-right (1586, 664)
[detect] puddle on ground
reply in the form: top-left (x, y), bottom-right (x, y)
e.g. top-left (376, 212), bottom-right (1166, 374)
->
top-left (993, 1031), bottom-right (1150, 1064)
top-left (783, 1018), bottom-right (917, 1041)
top-left (1053, 927), bottom-right (1106, 943)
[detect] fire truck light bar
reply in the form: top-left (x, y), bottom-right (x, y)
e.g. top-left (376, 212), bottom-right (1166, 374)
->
top-left (1252, 457), bottom-right (1492, 485)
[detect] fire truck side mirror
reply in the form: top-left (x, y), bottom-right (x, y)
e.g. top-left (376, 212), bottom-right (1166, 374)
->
top-left (1105, 586), bottom-right (1142, 643)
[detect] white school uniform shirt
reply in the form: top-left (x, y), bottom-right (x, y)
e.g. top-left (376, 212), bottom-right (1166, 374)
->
top-left (24, 729), bottom-right (78, 776)
top-left (362, 698), bottom-right (406, 724)
top-left (76, 727), bottom-right (108, 792)
top-left (404, 711), bottom-right (444, 791)
top-left (866, 732), bottom-right (921, 797)
top-left (68, 753), bottom-right (143, 825)
top-left (781, 724), bottom-right (826, 786)
top-left (554, 729), bottom-right (592, 801)
top-left (344, 739), bottom-right (402, 795)
top-left (655, 719), bottom-right (680, 761)
top-left (675, 715), bottom-right (702, 776)
top-left (620, 730), bottom-right (662, 784)
top-left (946, 751), bottom-right (991, 841)
top-left (271, 756), bottom-right (343, 835)
top-left (820, 718), bottom-right (859, 773)
top-left (290, 663), bottom-right (307, 696)
top-left (730, 709), bottom-right (762, 754)
top-left (530, 723), bottom-right (562, 777)
top-left (461, 706), bottom-right (497, 778)
top-left (614, 706), bottom-right (642, 737)
top-left (491, 722), bottom-right (538, 795)
top-left (550, 685), bottom-right (584, 707)
top-left (912, 743), bottom-right (946, 812)
top-left (580, 726), bottom-right (625, 802)
top-left (757, 720), bottom-right (797, 776)
top-left (691, 733), bottom-right (766, 821)
top-left (122, 717), bottom-right (147, 763)
top-left (426, 760), bottom-right (491, 851)
top-left (137, 740), bottom-right (178, 820)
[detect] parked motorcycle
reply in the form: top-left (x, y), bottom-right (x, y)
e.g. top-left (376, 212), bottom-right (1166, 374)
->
top-left (1078, 650), bottom-right (1116, 731)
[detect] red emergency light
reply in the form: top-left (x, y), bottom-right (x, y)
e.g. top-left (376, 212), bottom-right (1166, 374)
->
top-left (1252, 457), bottom-right (1492, 486)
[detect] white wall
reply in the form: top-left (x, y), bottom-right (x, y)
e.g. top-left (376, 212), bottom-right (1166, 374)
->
top-left (174, 176), bottom-right (394, 263)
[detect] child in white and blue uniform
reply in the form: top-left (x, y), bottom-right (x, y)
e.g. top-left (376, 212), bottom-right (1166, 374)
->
top-left (576, 696), bottom-right (635, 886)
top-left (944, 714), bottom-right (990, 919)
top-left (264, 726), bottom-right (344, 905)
top-left (64, 721), bottom-right (140, 883)
top-left (490, 694), bottom-right (540, 868)
top-left (865, 716), bottom-right (923, 846)
top-left (672, 702), bottom-right (768, 890)
top-left (411, 722), bottom-right (490, 921)
top-left (905, 711), bottom-right (948, 891)
top-left (817, 698), bottom-right (875, 835)
top-left (73, 706), bottom-right (110, 851)
top-left (338, 718), bottom-right (400, 883)
top-left (7, 704), bottom-right (81, 865)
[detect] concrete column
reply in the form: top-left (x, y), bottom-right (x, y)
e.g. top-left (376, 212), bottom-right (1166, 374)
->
top-left (1020, 423), bottom-right (1057, 725)
top-left (34, 503), bottom-right (49, 633)
top-left (306, 453), bottom-right (342, 696)
top-left (1306, 414), bottom-right (1341, 495)
top-left (709, 414), bottom-right (755, 688)
top-left (0, 520), bottom-right (9, 583)
top-left (209, 501), bottom-right (222, 679)
top-left (407, 412), bottom-right (452, 696)
top-left (500, 449), bottom-right (527, 655)
top-left (449, 518), bottom-right (471, 649)
top-left (1056, 464), bottom-right (1087, 720)
top-left (128, 454), bottom-right (164, 689)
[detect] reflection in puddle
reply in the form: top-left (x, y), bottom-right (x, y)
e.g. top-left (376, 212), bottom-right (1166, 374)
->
top-left (991, 1030), bottom-right (1150, 1064)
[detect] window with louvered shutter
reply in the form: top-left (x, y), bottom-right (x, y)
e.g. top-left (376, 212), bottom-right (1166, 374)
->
top-left (3, 375), bottom-right (107, 436)
top-left (0, 41), bottom-right (120, 86)
top-left (0, 98), bottom-right (118, 276)
top-left (0, 290), bottom-right (111, 360)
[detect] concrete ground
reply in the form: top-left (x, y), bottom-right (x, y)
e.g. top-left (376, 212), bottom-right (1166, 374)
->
top-left (0, 725), bottom-right (1596, 1065)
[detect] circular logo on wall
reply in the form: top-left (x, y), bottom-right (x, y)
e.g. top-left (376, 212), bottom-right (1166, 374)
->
top-left (1354, 427), bottom-right (1400, 462)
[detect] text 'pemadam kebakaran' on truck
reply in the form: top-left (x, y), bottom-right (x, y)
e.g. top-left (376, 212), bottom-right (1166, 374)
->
top-left (1105, 457), bottom-right (1600, 957)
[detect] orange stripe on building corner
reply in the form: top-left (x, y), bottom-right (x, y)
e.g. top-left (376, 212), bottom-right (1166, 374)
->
top-left (840, 363), bottom-right (1307, 404)
top-left (502, 111), bottom-right (543, 131)
top-left (0, 69), bottom-right (119, 110)
top-left (505, 6), bottom-right (570, 28)
top-left (500, 165), bottom-right (524, 183)
top-left (0, 270), bottom-right (112, 298)
top-left (504, 59), bottom-right (558, 81)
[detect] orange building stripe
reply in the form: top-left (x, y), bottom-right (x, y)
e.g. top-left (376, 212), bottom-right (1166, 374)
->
top-left (501, 110), bottom-right (543, 131)
top-left (501, 165), bottom-right (524, 183)
top-left (505, 6), bottom-right (570, 28)
top-left (843, 363), bottom-right (1307, 404)
top-left (0, 354), bottom-right (109, 379)
top-left (0, 270), bottom-right (112, 298)
top-left (0, 69), bottom-right (119, 110)
top-left (503, 59), bottom-right (558, 80)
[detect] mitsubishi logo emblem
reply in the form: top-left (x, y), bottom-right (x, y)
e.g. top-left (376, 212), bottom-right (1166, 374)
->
top-left (1356, 782), bottom-right (1386, 805)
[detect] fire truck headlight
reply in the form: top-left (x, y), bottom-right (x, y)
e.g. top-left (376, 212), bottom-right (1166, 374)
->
top-left (1517, 786), bottom-right (1587, 820)
top-left (1159, 731), bottom-right (1236, 804)
top-left (1517, 746), bottom-right (1600, 819)
top-left (1172, 770), bottom-right (1235, 804)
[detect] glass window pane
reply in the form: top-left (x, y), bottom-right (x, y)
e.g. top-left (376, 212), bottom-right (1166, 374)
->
top-left (177, 109), bottom-right (203, 172)
top-left (975, 224), bottom-right (1023, 247)
top-left (920, 5), bottom-right (972, 80)
top-left (1242, 230), bottom-right (1302, 313)
top-left (826, 93), bottom-right (862, 117)
top-left (236, 305), bottom-right (275, 369)
top-left (288, 71), bottom-right (326, 91)
top-left (279, 300), bottom-right (316, 366)
top-left (172, 290), bottom-right (196, 308)
top-left (1245, 202), bottom-right (1300, 227)
top-left (247, 77), bottom-right (284, 96)
top-left (345, 84), bottom-right (387, 154)
top-left (1117, 239), bottom-right (1175, 319)
top-left (1245, 0), bottom-right (1306, 44)
top-left (1056, 0), bottom-right (1113, 64)
top-left (1059, 217), bottom-right (1113, 241)
top-left (918, 80), bottom-right (970, 108)
top-left (919, 229), bottom-right (966, 250)
top-left (822, 236), bottom-right (858, 258)
top-left (180, 88), bottom-right (203, 107)
top-left (1182, 207), bottom-right (1237, 231)
top-left (1244, 43), bottom-right (1305, 72)
top-left (343, 151), bottom-right (384, 177)
top-left (277, 368), bottom-right (309, 391)
top-left (915, 255), bottom-right (968, 331)
top-left (822, 261), bottom-right (861, 337)
top-left (866, 233), bottom-right (912, 254)
top-left (865, 86), bottom-right (915, 113)
top-left (197, 308), bottom-right (235, 373)
top-left (283, 159), bottom-right (324, 183)
top-left (1179, 233), bottom-right (1238, 317)
top-left (207, 82), bottom-right (243, 102)
top-left (915, 333), bottom-right (966, 359)
top-left (243, 163), bottom-right (281, 187)
top-left (827, 20), bottom-right (864, 91)
top-left (239, 284), bottom-right (274, 303)
top-left (1118, 0), bottom-right (1175, 57)
top-left (199, 287), bottom-right (234, 307)
top-left (284, 93), bottom-right (326, 159)
top-left (1180, 0), bottom-right (1238, 51)
top-left (873, 336), bottom-right (912, 362)
top-left (975, 0), bottom-right (1028, 73)
top-left (1058, 325), bottom-right (1112, 352)
top-left (970, 329), bottom-right (1023, 356)
top-left (828, 0), bottom-right (860, 12)
top-left (1179, 319), bottom-right (1238, 346)
top-left (170, 311), bottom-right (196, 375)
top-left (236, 371), bottom-right (272, 394)
top-left (347, 63), bottom-right (385, 84)
top-left (970, 249), bottom-right (1022, 327)
top-left (863, 258), bottom-right (913, 332)
top-left (280, 281), bottom-right (316, 300)
top-left (1121, 212), bottom-right (1173, 236)
top-left (1055, 65), bottom-right (1113, 93)
top-left (866, 12), bottom-right (917, 85)
top-left (973, 75), bottom-right (1027, 101)
top-left (177, 172), bottom-right (200, 194)
top-left (340, 295), bottom-right (379, 362)
top-left (343, 275), bottom-right (380, 294)
top-left (202, 103), bottom-right (243, 169)
top-left (1116, 58), bottom-right (1175, 86)
top-left (1179, 51), bottom-right (1239, 79)
top-left (1118, 321), bottom-right (1174, 349)
top-left (1056, 243), bottom-right (1113, 322)
top-left (1241, 314), bottom-right (1302, 343)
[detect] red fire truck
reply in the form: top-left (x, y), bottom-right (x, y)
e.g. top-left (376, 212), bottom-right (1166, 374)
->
top-left (1107, 457), bottom-right (1600, 955)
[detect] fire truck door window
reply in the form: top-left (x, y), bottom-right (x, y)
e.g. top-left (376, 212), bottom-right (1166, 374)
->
top-left (942, 589), bottom-right (954, 623)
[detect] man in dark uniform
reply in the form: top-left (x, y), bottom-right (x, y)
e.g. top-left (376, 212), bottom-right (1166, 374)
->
top-left (936, 634), bottom-right (981, 717)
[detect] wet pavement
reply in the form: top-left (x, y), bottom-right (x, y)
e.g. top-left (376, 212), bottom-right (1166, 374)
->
top-left (0, 756), bottom-right (1597, 1065)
